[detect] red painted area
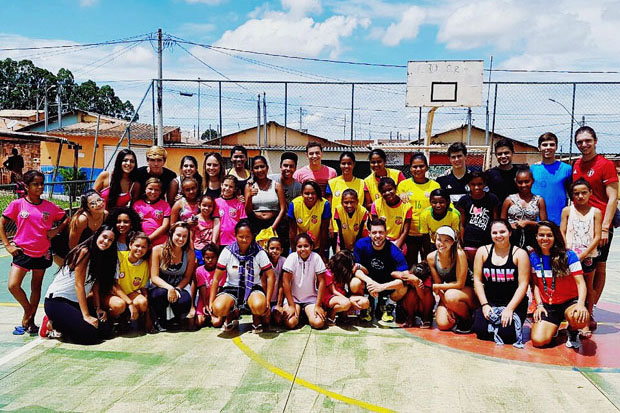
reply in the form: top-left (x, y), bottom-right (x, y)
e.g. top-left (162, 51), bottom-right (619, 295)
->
top-left (404, 302), bottom-right (620, 369)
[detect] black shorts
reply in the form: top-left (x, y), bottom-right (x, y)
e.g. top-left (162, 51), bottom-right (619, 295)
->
top-left (540, 299), bottom-right (578, 326)
top-left (581, 257), bottom-right (597, 273)
top-left (12, 249), bottom-right (53, 271)
top-left (218, 284), bottom-right (265, 308)
top-left (597, 227), bottom-right (614, 263)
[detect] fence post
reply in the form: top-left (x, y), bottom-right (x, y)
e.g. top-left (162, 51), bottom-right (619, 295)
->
top-left (219, 81), bottom-right (223, 151)
top-left (284, 82), bottom-right (288, 149)
top-left (350, 83), bottom-right (355, 148)
top-left (569, 83), bottom-right (576, 163)
top-left (152, 80), bottom-right (156, 144)
top-left (491, 83), bottom-right (498, 149)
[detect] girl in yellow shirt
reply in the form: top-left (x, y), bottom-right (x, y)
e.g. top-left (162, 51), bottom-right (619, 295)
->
top-left (364, 149), bottom-right (405, 208)
top-left (371, 177), bottom-right (412, 250)
top-left (334, 189), bottom-right (369, 252)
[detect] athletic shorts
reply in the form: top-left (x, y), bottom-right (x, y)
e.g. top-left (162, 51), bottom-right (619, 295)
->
top-left (194, 249), bottom-right (204, 266)
top-left (217, 284), bottom-right (265, 308)
top-left (581, 257), bottom-right (597, 274)
top-left (540, 299), bottom-right (579, 326)
top-left (12, 249), bottom-right (53, 271)
top-left (597, 227), bottom-right (614, 263)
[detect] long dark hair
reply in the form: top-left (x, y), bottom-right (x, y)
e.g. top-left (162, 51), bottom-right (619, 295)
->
top-left (327, 250), bottom-right (355, 285)
top-left (105, 206), bottom-right (142, 240)
top-left (203, 152), bottom-right (226, 188)
top-left (179, 155), bottom-right (203, 190)
top-left (70, 189), bottom-right (103, 233)
top-left (61, 224), bottom-right (119, 295)
top-left (107, 149), bottom-right (137, 210)
top-left (532, 221), bottom-right (570, 277)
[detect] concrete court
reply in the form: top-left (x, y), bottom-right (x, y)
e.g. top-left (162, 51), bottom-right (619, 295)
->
top-left (0, 244), bottom-right (619, 412)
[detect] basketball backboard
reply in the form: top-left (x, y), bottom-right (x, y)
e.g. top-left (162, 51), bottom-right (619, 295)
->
top-left (406, 60), bottom-right (484, 107)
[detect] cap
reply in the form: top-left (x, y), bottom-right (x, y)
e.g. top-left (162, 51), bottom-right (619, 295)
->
top-left (436, 226), bottom-right (456, 240)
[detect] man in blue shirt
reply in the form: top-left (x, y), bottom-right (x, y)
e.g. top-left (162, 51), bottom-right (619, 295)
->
top-left (354, 219), bottom-right (410, 322)
top-left (531, 132), bottom-right (572, 225)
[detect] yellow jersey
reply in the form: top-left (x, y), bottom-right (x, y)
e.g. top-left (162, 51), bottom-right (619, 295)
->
top-left (419, 206), bottom-right (461, 242)
top-left (371, 198), bottom-right (412, 241)
top-left (327, 175), bottom-right (364, 228)
top-left (116, 250), bottom-right (150, 295)
top-left (364, 168), bottom-right (403, 202)
top-left (290, 196), bottom-right (330, 250)
top-left (334, 204), bottom-right (369, 251)
top-left (396, 178), bottom-right (440, 236)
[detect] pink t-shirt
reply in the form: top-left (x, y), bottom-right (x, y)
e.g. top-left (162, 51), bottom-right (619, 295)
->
top-left (215, 197), bottom-right (246, 246)
top-left (293, 165), bottom-right (337, 196)
top-left (193, 217), bottom-right (215, 250)
top-left (195, 265), bottom-right (224, 316)
top-left (133, 199), bottom-right (171, 246)
top-left (3, 198), bottom-right (66, 257)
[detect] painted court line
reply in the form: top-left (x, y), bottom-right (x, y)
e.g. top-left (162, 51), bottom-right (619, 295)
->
top-left (0, 337), bottom-right (43, 368)
top-left (232, 336), bottom-right (394, 413)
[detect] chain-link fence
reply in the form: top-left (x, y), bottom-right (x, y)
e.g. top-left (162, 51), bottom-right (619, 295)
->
top-left (138, 80), bottom-right (620, 160)
top-left (0, 180), bottom-right (93, 239)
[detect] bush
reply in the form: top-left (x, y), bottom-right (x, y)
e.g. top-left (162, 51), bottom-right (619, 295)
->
top-left (56, 167), bottom-right (88, 197)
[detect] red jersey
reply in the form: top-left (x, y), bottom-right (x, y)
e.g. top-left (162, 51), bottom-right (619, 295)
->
top-left (573, 154), bottom-right (618, 213)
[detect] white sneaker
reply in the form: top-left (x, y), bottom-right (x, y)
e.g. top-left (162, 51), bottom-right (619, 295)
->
top-left (566, 330), bottom-right (581, 349)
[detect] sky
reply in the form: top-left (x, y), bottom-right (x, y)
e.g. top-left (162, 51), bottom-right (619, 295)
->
top-left (1, 0), bottom-right (620, 151)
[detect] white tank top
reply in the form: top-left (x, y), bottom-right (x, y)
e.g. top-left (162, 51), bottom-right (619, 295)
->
top-left (46, 263), bottom-right (92, 302)
top-left (565, 205), bottom-right (597, 258)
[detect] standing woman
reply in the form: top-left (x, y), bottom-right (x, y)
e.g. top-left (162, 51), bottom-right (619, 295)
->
top-left (501, 167), bottom-right (547, 249)
top-left (149, 222), bottom-right (196, 331)
top-left (363, 149), bottom-right (405, 208)
top-left (288, 180), bottom-right (331, 259)
top-left (42, 225), bottom-right (117, 344)
top-left (203, 152), bottom-right (225, 199)
top-left (209, 219), bottom-right (275, 332)
top-left (397, 153), bottom-right (441, 265)
top-left (530, 221), bottom-right (589, 349)
top-left (94, 148), bottom-right (141, 210)
top-left (427, 226), bottom-right (476, 332)
top-left (174, 156), bottom-right (203, 200)
top-left (473, 220), bottom-right (530, 346)
top-left (228, 145), bottom-right (251, 195)
top-left (244, 156), bottom-right (287, 238)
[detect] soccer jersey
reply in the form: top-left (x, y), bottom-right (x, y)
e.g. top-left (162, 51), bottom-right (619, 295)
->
top-left (326, 175), bottom-right (365, 228)
top-left (371, 198), bottom-right (412, 241)
top-left (397, 178), bottom-right (440, 236)
top-left (283, 251), bottom-right (326, 304)
top-left (334, 204), bottom-right (369, 251)
top-left (116, 251), bottom-right (149, 295)
top-left (419, 206), bottom-right (461, 242)
top-left (215, 197), bottom-right (247, 246)
top-left (572, 154), bottom-right (619, 214)
top-left (3, 198), bottom-right (66, 257)
top-left (531, 161), bottom-right (572, 225)
top-left (364, 168), bottom-right (405, 202)
top-left (530, 249), bottom-right (583, 305)
top-left (132, 199), bottom-right (171, 246)
top-left (437, 170), bottom-right (472, 204)
top-left (288, 197), bottom-right (331, 250)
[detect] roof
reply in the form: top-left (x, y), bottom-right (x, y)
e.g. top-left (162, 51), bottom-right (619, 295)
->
top-left (0, 130), bottom-right (77, 146)
top-left (197, 144), bottom-right (369, 152)
top-left (0, 109), bottom-right (45, 118)
top-left (0, 118), bottom-right (32, 131)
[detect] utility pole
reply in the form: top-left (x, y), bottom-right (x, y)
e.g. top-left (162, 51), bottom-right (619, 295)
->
top-left (57, 82), bottom-right (63, 129)
top-left (157, 28), bottom-right (164, 146)
top-left (467, 107), bottom-right (472, 145)
top-left (256, 94), bottom-right (261, 148)
top-left (44, 94), bottom-right (49, 132)
top-left (299, 107), bottom-right (302, 130)
top-left (197, 78), bottom-right (200, 141)
top-left (263, 92), bottom-right (267, 147)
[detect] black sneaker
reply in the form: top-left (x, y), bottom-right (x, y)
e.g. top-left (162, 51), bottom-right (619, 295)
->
top-left (454, 317), bottom-right (473, 334)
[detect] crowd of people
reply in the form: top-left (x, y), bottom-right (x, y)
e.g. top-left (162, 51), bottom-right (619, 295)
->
top-left (2, 126), bottom-right (617, 350)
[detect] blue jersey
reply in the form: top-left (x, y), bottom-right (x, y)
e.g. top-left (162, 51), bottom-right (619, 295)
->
top-left (531, 161), bottom-right (572, 225)
top-left (353, 237), bottom-right (408, 284)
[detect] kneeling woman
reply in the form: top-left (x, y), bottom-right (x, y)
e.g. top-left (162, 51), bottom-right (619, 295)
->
top-left (427, 226), bottom-right (476, 332)
top-left (209, 219), bottom-right (275, 332)
top-left (473, 220), bottom-right (529, 346)
top-left (43, 225), bottom-right (118, 344)
top-left (149, 222), bottom-right (196, 331)
top-left (530, 221), bottom-right (589, 349)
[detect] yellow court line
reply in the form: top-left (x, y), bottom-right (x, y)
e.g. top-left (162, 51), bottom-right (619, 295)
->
top-left (232, 336), bottom-right (394, 413)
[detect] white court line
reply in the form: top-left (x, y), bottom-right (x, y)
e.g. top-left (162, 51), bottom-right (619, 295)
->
top-left (0, 337), bottom-right (43, 368)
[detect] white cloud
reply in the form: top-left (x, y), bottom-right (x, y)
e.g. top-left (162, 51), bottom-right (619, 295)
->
top-left (381, 6), bottom-right (425, 46)
top-left (282, 0), bottom-right (322, 18)
top-left (177, 22), bottom-right (217, 35)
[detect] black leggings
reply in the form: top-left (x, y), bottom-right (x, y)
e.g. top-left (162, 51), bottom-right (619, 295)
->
top-left (149, 287), bottom-right (192, 322)
top-left (44, 297), bottom-right (110, 345)
top-left (473, 307), bottom-right (526, 344)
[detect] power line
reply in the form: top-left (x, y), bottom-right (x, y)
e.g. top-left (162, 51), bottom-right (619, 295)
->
top-left (0, 32), bottom-right (154, 52)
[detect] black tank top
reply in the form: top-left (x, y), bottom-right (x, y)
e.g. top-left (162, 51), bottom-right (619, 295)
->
top-left (482, 245), bottom-right (521, 307)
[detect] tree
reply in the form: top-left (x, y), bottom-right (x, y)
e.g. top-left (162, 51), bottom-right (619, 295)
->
top-left (200, 128), bottom-right (219, 141)
top-left (0, 58), bottom-right (135, 120)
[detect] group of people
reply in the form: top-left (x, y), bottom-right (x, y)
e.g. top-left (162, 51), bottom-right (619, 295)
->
top-left (2, 126), bottom-right (616, 350)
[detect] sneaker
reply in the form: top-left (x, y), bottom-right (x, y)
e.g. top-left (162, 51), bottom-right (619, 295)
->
top-left (39, 315), bottom-right (50, 338)
top-left (381, 304), bottom-right (396, 323)
top-left (566, 330), bottom-right (581, 349)
top-left (359, 309), bottom-right (372, 322)
top-left (454, 317), bottom-right (473, 334)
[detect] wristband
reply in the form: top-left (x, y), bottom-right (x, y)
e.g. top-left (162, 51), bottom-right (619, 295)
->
top-left (480, 303), bottom-right (489, 308)
top-left (536, 303), bottom-right (544, 308)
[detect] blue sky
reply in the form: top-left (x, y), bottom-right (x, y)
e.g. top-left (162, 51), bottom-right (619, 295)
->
top-left (2, 0), bottom-right (620, 151)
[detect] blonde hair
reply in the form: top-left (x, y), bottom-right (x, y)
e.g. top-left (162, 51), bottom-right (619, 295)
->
top-left (146, 146), bottom-right (167, 160)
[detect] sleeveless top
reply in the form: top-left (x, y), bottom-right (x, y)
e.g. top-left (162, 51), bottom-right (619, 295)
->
top-left (565, 205), bottom-right (597, 258)
top-left (101, 182), bottom-right (134, 208)
top-left (434, 251), bottom-right (474, 287)
top-left (482, 245), bottom-right (522, 308)
top-left (46, 263), bottom-right (92, 302)
top-left (506, 194), bottom-right (540, 224)
top-left (252, 179), bottom-right (279, 212)
top-left (159, 249), bottom-right (190, 292)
